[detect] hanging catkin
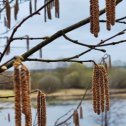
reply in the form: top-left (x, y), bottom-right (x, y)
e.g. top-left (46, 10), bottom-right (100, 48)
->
top-left (90, 0), bottom-right (94, 34)
top-left (44, 0), bottom-right (47, 22)
top-left (37, 91), bottom-right (46, 126)
top-left (13, 59), bottom-right (21, 126)
top-left (106, 0), bottom-right (116, 30)
top-left (47, 0), bottom-right (52, 19)
top-left (92, 65), bottom-right (110, 115)
top-left (90, 0), bottom-right (100, 37)
top-left (34, 0), bottom-right (37, 11)
top-left (74, 110), bottom-right (80, 126)
top-left (55, 0), bottom-right (59, 18)
top-left (110, 0), bottom-right (116, 25)
top-left (14, 0), bottom-right (19, 20)
top-left (37, 91), bottom-right (41, 126)
top-left (44, 0), bottom-right (60, 21)
top-left (5, 0), bottom-right (11, 28)
top-left (106, 0), bottom-right (111, 30)
top-left (101, 65), bottom-right (110, 111)
top-left (29, 0), bottom-right (32, 15)
top-left (92, 65), bottom-right (99, 114)
top-left (41, 93), bottom-right (46, 126)
top-left (20, 65), bottom-right (32, 126)
top-left (99, 65), bottom-right (105, 112)
top-left (79, 106), bottom-right (83, 119)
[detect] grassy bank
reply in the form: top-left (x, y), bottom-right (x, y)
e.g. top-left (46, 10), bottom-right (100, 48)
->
top-left (0, 89), bottom-right (126, 103)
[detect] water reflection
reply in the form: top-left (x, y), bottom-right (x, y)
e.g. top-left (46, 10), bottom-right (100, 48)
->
top-left (0, 99), bottom-right (126, 126)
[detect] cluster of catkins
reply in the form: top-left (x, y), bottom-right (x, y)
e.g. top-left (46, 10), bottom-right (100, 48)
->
top-left (37, 91), bottom-right (46, 126)
top-left (73, 106), bottom-right (83, 126)
top-left (13, 58), bottom-right (32, 126)
top-left (4, 0), bottom-right (19, 29)
top-left (90, 0), bottom-right (116, 37)
top-left (92, 64), bottom-right (110, 115)
top-left (44, 0), bottom-right (60, 22)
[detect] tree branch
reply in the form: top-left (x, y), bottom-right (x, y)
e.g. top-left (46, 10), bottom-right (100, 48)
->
top-left (0, 0), bottom-right (123, 73)
top-left (26, 58), bottom-right (97, 65)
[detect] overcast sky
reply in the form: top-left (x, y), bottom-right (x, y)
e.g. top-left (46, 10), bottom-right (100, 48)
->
top-left (1, 0), bottom-right (126, 69)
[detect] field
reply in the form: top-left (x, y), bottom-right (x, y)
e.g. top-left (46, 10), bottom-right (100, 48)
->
top-left (0, 88), bottom-right (126, 102)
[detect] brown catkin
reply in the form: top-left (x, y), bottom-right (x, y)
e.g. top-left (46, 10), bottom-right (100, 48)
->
top-left (90, 0), bottom-right (99, 37)
top-left (95, 66), bottom-right (101, 115)
top-left (106, 0), bottom-right (112, 30)
top-left (55, 0), bottom-right (59, 18)
top-left (73, 110), bottom-right (76, 124)
top-left (90, 0), bottom-right (94, 34)
top-left (44, 0), bottom-right (47, 22)
top-left (5, 0), bottom-right (11, 28)
top-left (37, 91), bottom-right (41, 126)
top-left (47, 0), bottom-right (52, 19)
top-left (92, 65), bottom-right (99, 113)
top-left (41, 93), bottom-right (46, 126)
top-left (92, 64), bottom-right (110, 115)
top-left (13, 61), bottom-right (21, 126)
top-left (44, 0), bottom-right (60, 21)
top-left (74, 110), bottom-right (80, 126)
top-left (14, 0), bottom-right (19, 20)
top-left (99, 65), bottom-right (105, 112)
top-left (79, 106), bottom-right (83, 119)
top-left (29, 0), bottom-right (32, 15)
top-left (25, 68), bottom-right (31, 94)
top-left (20, 65), bottom-right (32, 126)
top-left (101, 66), bottom-right (110, 111)
top-left (110, 0), bottom-right (116, 25)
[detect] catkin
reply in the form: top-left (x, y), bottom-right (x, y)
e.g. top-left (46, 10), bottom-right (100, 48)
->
top-left (101, 66), bottom-right (110, 111)
top-left (74, 110), bottom-right (79, 126)
top-left (110, 0), bottom-right (116, 25)
top-left (29, 0), bottom-right (32, 15)
top-left (41, 93), bottom-right (46, 126)
top-left (34, 0), bottom-right (37, 11)
top-left (79, 106), bottom-right (83, 119)
top-left (90, 0), bottom-right (100, 37)
top-left (14, 0), bottom-right (19, 20)
top-left (13, 61), bottom-right (21, 126)
top-left (92, 64), bottom-right (110, 115)
top-left (44, 0), bottom-right (60, 21)
top-left (106, 0), bottom-right (116, 30)
top-left (99, 66), bottom-right (105, 112)
top-left (37, 91), bottom-right (46, 126)
top-left (106, 0), bottom-right (111, 30)
top-left (55, 0), bottom-right (59, 18)
top-left (5, 0), bottom-right (11, 28)
top-left (92, 65), bottom-right (99, 113)
top-left (20, 65), bottom-right (32, 126)
top-left (37, 91), bottom-right (41, 126)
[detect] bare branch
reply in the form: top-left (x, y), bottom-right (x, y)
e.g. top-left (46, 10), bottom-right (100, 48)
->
top-left (26, 58), bottom-right (97, 65)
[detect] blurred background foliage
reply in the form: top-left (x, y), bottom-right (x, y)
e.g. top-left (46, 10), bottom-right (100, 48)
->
top-left (1, 63), bottom-right (126, 93)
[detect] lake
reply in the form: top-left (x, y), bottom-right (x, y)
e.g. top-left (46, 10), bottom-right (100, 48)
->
top-left (0, 99), bottom-right (126, 126)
